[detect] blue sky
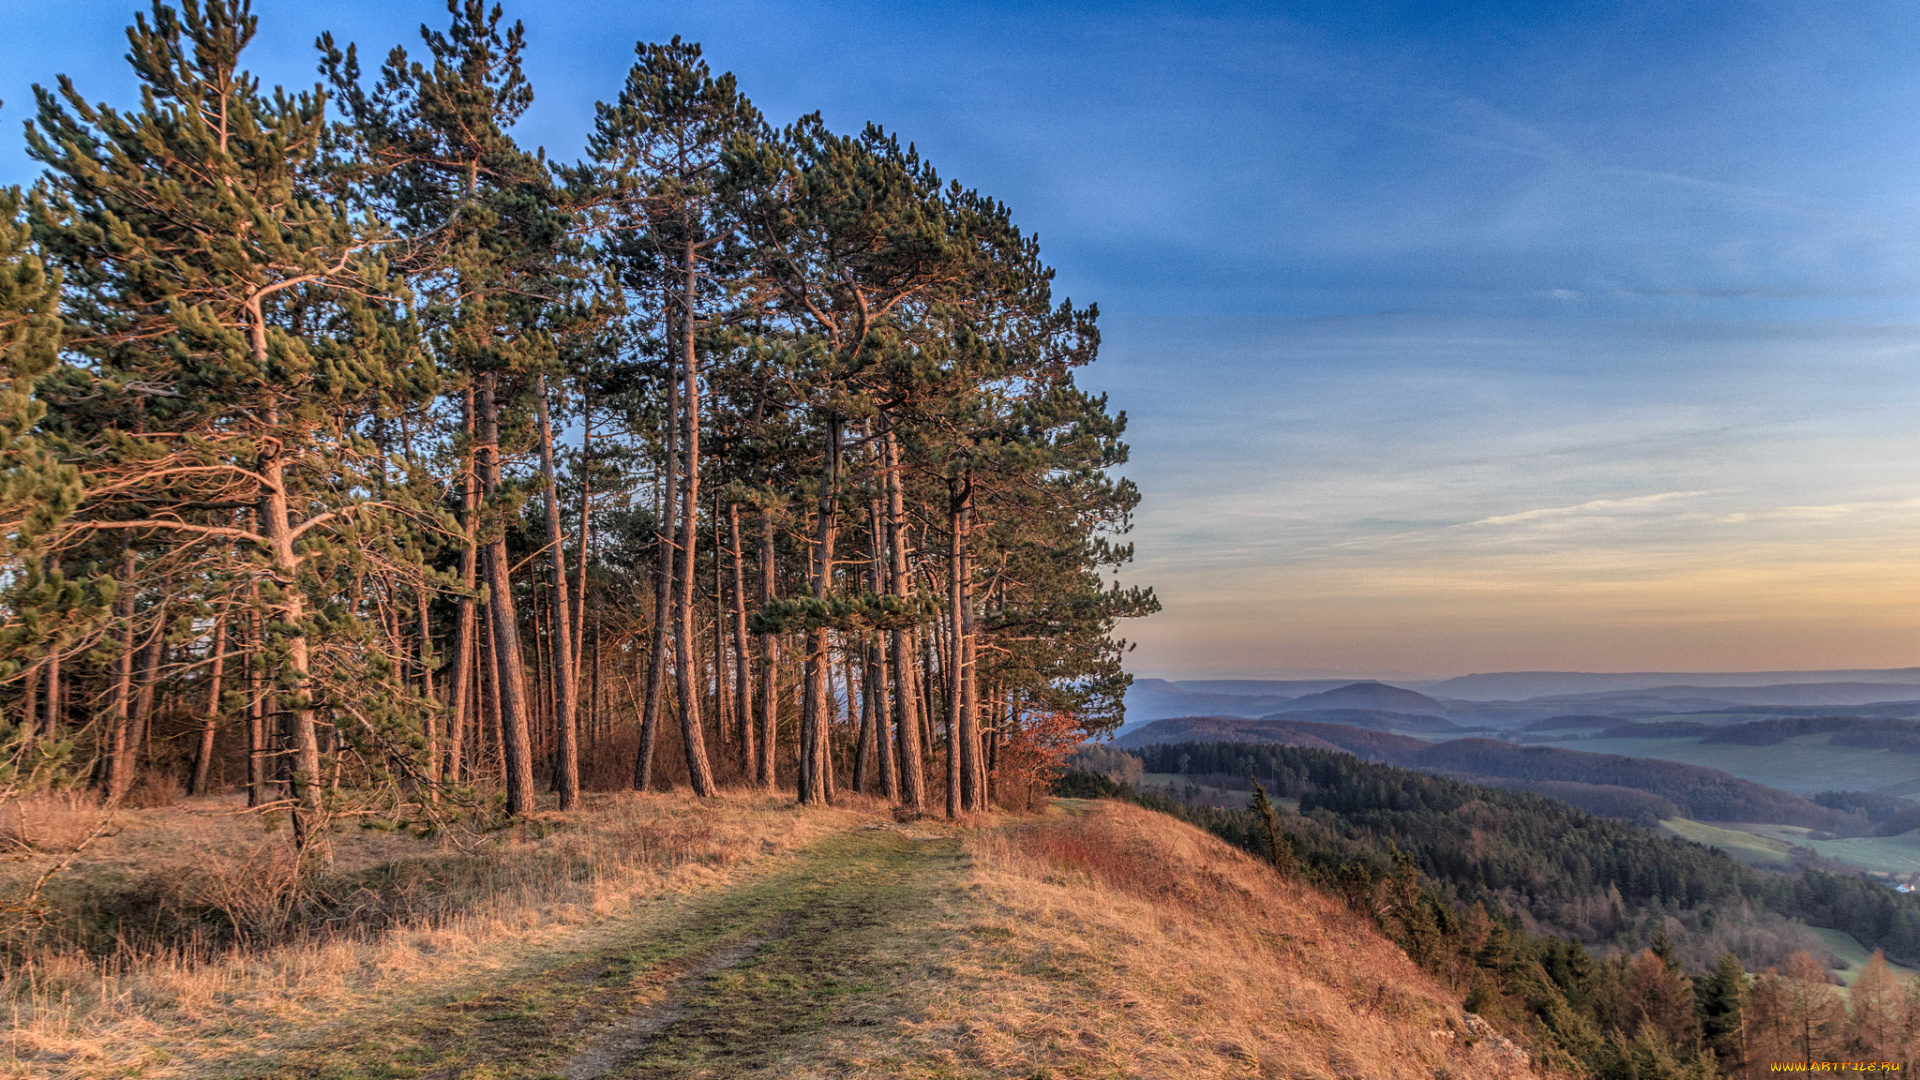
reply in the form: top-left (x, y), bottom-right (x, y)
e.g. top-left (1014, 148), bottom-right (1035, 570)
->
top-left (10, 1), bottom-right (1920, 678)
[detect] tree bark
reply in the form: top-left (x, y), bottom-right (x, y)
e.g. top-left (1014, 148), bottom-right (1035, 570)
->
top-left (190, 615), bottom-right (227, 796)
top-left (476, 374), bottom-right (538, 816)
top-left (729, 503), bottom-right (755, 777)
top-left (637, 336), bottom-right (678, 792)
top-left (572, 407), bottom-right (592, 698)
top-left (867, 497), bottom-right (898, 801)
top-left (757, 508), bottom-right (779, 790)
top-left (245, 604), bottom-right (266, 807)
top-left (884, 426), bottom-right (925, 811)
top-left (674, 239), bottom-right (718, 798)
top-left (534, 374), bottom-right (580, 809)
top-left (102, 548), bottom-right (137, 804)
top-left (445, 389), bottom-right (479, 785)
top-left (798, 415), bottom-right (842, 805)
top-left (128, 601), bottom-right (167, 778)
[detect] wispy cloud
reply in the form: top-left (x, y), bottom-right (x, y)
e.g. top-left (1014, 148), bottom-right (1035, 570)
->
top-left (1456, 491), bottom-right (1708, 529)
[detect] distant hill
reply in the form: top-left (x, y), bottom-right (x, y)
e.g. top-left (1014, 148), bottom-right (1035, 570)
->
top-left (1113, 715), bottom-right (1427, 761)
top-left (1270, 708), bottom-right (1472, 734)
top-left (1116, 715), bottom-right (1857, 832)
top-left (1275, 681), bottom-right (1450, 716)
top-left (1405, 739), bottom-right (1856, 832)
top-left (1517, 715), bottom-right (1623, 732)
top-left (1168, 679), bottom-right (1367, 696)
top-left (1539, 682), bottom-right (1920, 709)
top-left (1424, 668), bottom-right (1920, 701)
top-left (1120, 679), bottom-right (1296, 724)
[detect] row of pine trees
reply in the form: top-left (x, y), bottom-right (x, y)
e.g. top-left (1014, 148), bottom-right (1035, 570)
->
top-left (0, 0), bottom-right (1156, 863)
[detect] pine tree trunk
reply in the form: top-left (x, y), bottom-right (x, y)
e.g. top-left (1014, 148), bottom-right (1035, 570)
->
top-left (21, 664), bottom-right (36, 747)
top-left (884, 427), bottom-right (925, 811)
top-left (41, 638), bottom-right (59, 741)
top-left (729, 503), bottom-right (755, 777)
top-left (416, 590), bottom-right (439, 791)
top-left (190, 615), bottom-right (227, 796)
top-left (958, 479), bottom-right (984, 810)
top-left (852, 632), bottom-right (873, 794)
top-left (246, 605), bottom-right (266, 808)
top-left (637, 338), bottom-right (678, 792)
top-left (798, 415), bottom-right (842, 806)
top-left (476, 375), bottom-right (538, 816)
top-left (129, 602), bottom-right (167, 780)
top-left (572, 410), bottom-right (592, 698)
top-left (446, 390), bottom-right (479, 785)
top-left (868, 497), bottom-right (898, 801)
top-left (674, 243), bottom-right (718, 799)
top-left (757, 508), bottom-right (779, 790)
top-left (102, 548), bottom-right (136, 803)
top-left (534, 375), bottom-right (580, 809)
top-left (713, 505), bottom-right (734, 762)
top-left (260, 449), bottom-right (328, 861)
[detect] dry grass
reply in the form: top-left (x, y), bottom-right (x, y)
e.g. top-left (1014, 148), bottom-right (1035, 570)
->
top-left (0, 794), bottom-right (113, 856)
top-left (0, 789), bottom-right (875, 1079)
top-left (1, 793), bottom-right (1562, 1079)
top-left (932, 799), bottom-right (1548, 1079)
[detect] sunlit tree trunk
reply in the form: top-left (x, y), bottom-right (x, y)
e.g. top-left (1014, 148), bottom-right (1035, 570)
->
top-left (535, 374), bottom-right (579, 808)
top-left (476, 375), bottom-right (537, 815)
top-left (189, 615), bottom-right (227, 796)
top-left (884, 428), bottom-right (925, 811)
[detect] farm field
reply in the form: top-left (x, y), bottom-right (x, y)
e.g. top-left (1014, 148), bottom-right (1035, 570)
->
top-left (1806, 927), bottom-right (1920, 990)
top-left (1721, 822), bottom-right (1920, 877)
top-left (1565, 733), bottom-right (1920, 796)
top-left (1659, 818), bottom-right (1798, 869)
top-left (1661, 816), bottom-right (1920, 878)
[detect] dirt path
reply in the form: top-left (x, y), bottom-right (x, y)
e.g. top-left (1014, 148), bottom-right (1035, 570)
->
top-left (247, 823), bottom-right (971, 1080)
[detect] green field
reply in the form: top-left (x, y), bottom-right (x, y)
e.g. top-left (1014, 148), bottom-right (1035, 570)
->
top-left (1723, 822), bottom-right (1920, 877)
top-left (1567, 732), bottom-right (1920, 796)
top-left (1806, 927), bottom-right (1920, 989)
top-left (1659, 818), bottom-right (1798, 869)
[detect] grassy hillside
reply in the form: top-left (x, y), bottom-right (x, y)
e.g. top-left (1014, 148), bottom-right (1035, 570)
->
top-left (0, 793), bottom-right (1538, 1079)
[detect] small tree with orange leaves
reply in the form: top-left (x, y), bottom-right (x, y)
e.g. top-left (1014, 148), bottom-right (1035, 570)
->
top-left (993, 708), bottom-right (1082, 812)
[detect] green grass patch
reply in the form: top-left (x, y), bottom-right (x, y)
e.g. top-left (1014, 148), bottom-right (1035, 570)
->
top-left (1723, 823), bottom-right (1920, 877)
top-left (1659, 818), bottom-right (1797, 869)
top-left (1573, 733), bottom-right (1920, 796)
top-left (1804, 927), bottom-right (1920, 989)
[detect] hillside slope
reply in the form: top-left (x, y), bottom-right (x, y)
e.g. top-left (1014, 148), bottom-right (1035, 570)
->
top-left (6, 795), bottom-right (1543, 1078)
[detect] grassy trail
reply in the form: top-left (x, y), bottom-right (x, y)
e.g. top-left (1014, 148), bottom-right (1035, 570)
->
top-left (251, 824), bottom-right (971, 1080)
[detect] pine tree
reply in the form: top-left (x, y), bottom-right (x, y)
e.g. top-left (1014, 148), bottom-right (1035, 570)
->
top-left (1695, 949), bottom-right (1747, 1072)
top-left (31, 0), bottom-right (434, 858)
top-left (0, 181), bottom-right (90, 800)
top-left (1248, 778), bottom-right (1295, 876)
top-left (587, 37), bottom-right (760, 799)
top-left (323, 0), bottom-right (569, 815)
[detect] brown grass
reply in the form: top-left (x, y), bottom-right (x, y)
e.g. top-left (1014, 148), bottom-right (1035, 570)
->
top-left (1, 792), bottom-right (1561, 1079)
top-left (0, 789), bottom-right (873, 1079)
top-left (932, 799), bottom-right (1548, 1079)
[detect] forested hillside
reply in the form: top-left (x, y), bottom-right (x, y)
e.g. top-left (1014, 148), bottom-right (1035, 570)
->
top-left (1078, 743), bottom-right (1920, 1077)
top-left (1122, 715), bottom-right (1854, 829)
top-left (1125, 741), bottom-right (1920, 967)
top-left (0, 0), bottom-right (1159, 885)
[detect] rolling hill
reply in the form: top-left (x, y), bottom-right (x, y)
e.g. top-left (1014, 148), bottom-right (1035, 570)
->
top-left (1274, 680), bottom-right (1451, 715)
top-left (1115, 715), bottom-right (1858, 831)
